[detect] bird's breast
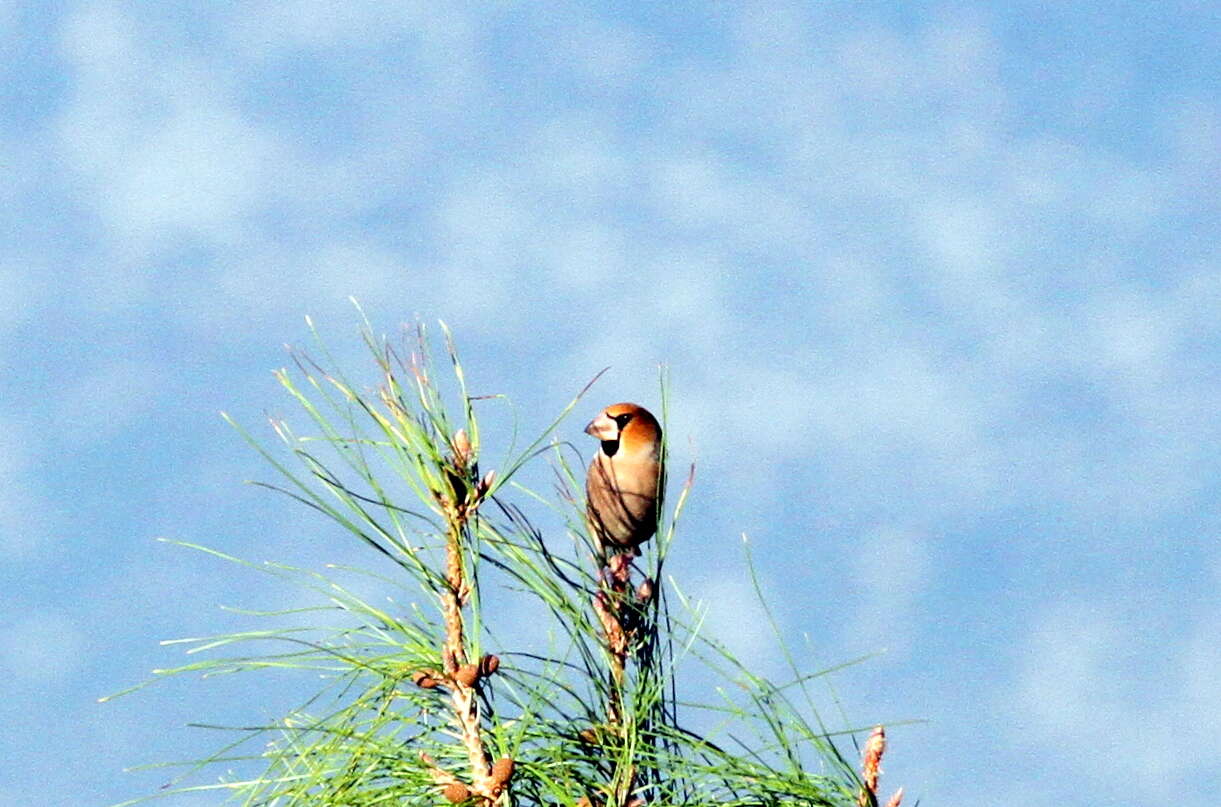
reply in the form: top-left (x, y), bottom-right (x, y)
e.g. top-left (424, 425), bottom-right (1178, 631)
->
top-left (586, 452), bottom-right (660, 548)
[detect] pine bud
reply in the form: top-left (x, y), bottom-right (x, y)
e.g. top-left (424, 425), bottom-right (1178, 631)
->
top-left (454, 664), bottom-right (480, 688)
top-left (451, 429), bottom-right (472, 468)
top-left (412, 670), bottom-right (439, 689)
top-left (480, 653), bottom-right (500, 677)
top-left (442, 782), bottom-right (470, 803)
top-left (490, 757), bottom-right (515, 786)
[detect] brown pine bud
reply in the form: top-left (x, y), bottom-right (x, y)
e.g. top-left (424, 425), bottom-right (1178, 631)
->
top-left (607, 553), bottom-right (632, 582)
top-left (454, 664), bottom-right (480, 688)
top-left (858, 725), bottom-right (886, 807)
top-left (412, 670), bottom-right (439, 689)
top-left (477, 468), bottom-right (497, 495)
top-left (490, 757), bottom-right (515, 786)
top-left (480, 653), bottom-right (500, 677)
top-left (625, 798), bottom-right (646, 807)
top-left (442, 782), bottom-right (470, 803)
top-left (451, 429), bottom-right (472, 468)
top-left (636, 578), bottom-right (655, 602)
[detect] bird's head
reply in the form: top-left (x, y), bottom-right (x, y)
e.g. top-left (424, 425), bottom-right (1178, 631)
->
top-left (585, 402), bottom-right (661, 459)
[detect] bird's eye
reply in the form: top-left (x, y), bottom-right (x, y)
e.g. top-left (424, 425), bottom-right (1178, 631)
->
top-left (612, 413), bottom-right (633, 428)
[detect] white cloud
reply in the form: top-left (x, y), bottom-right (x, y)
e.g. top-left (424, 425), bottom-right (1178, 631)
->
top-left (226, 0), bottom-right (472, 56)
top-left (527, 112), bottom-right (630, 197)
top-left (1084, 287), bottom-right (1179, 378)
top-left (913, 198), bottom-right (1002, 276)
top-left (834, 28), bottom-right (911, 99)
top-left (108, 104), bottom-right (278, 240)
top-left (848, 527), bottom-right (931, 657)
top-left (0, 485), bottom-right (58, 560)
top-left (52, 358), bottom-right (161, 445)
top-left (652, 153), bottom-right (736, 229)
top-left (0, 610), bottom-right (88, 684)
top-left (227, 0), bottom-right (486, 109)
top-left (1009, 592), bottom-right (1221, 802)
top-left (1166, 96), bottom-right (1221, 168)
top-left (229, 0), bottom-right (400, 52)
top-left (0, 416), bottom-right (61, 559)
top-left (1178, 613), bottom-right (1221, 798)
top-left (1016, 600), bottom-right (1122, 737)
top-left (543, 10), bottom-right (648, 87)
top-left (0, 491), bottom-right (56, 559)
top-left (685, 571), bottom-right (785, 684)
top-left (0, 0), bottom-right (15, 45)
top-left (546, 224), bottom-right (632, 293)
top-left (302, 241), bottom-right (413, 303)
top-left (0, 259), bottom-right (45, 339)
top-left (56, 2), bottom-right (286, 250)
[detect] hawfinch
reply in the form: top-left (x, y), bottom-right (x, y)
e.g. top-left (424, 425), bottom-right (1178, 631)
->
top-left (585, 403), bottom-right (663, 558)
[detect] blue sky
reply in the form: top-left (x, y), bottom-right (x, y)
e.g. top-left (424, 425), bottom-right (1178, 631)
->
top-left (2, 1), bottom-right (1219, 805)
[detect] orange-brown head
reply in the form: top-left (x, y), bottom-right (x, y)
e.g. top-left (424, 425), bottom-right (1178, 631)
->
top-left (584, 402), bottom-right (662, 461)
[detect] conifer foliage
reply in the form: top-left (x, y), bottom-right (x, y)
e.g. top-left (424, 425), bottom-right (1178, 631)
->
top-left (110, 317), bottom-right (901, 807)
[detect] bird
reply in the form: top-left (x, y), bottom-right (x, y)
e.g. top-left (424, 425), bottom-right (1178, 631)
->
top-left (584, 402), bottom-right (663, 560)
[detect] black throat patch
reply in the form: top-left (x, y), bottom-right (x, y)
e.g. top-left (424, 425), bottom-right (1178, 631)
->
top-left (601, 439), bottom-right (620, 457)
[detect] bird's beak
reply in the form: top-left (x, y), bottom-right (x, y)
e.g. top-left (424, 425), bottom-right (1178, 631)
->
top-left (585, 413), bottom-right (617, 440)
